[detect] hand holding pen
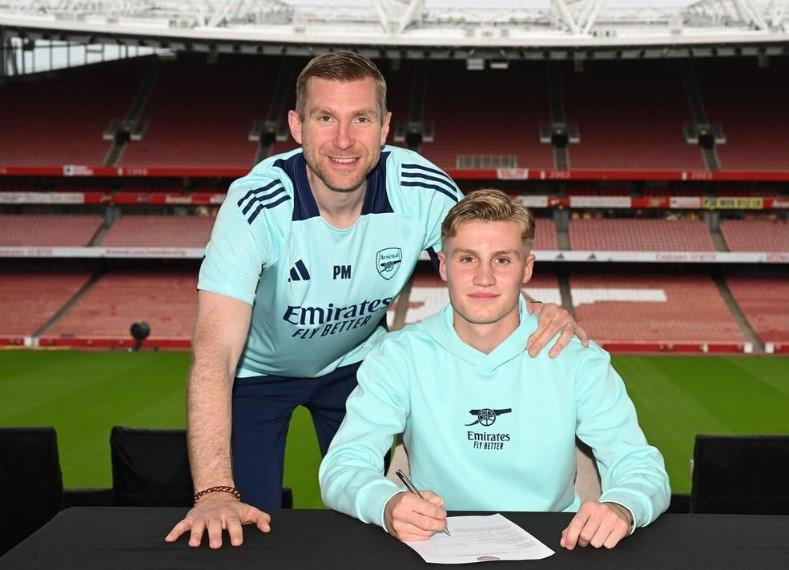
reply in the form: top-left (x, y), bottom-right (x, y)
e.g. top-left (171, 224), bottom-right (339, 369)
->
top-left (396, 469), bottom-right (451, 536)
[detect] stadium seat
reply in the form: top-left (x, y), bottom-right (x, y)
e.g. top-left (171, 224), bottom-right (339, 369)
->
top-left (0, 427), bottom-right (64, 555)
top-left (690, 434), bottom-right (789, 515)
top-left (110, 426), bottom-right (194, 507)
top-left (110, 426), bottom-right (292, 508)
top-left (574, 439), bottom-right (602, 503)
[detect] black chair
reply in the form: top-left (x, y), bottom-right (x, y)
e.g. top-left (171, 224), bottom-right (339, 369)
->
top-left (110, 426), bottom-right (292, 508)
top-left (0, 427), bottom-right (64, 555)
top-left (110, 426), bottom-right (194, 507)
top-left (690, 434), bottom-right (789, 515)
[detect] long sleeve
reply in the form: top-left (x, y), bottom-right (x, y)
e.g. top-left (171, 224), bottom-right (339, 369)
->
top-left (573, 346), bottom-right (671, 530)
top-left (318, 342), bottom-right (409, 529)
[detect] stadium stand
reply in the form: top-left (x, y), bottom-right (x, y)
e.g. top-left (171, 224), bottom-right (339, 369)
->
top-left (418, 60), bottom-right (554, 171)
top-left (381, 58), bottom-right (417, 148)
top-left (0, 59), bottom-right (147, 167)
top-left (570, 271), bottom-right (750, 352)
top-left (40, 269), bottom-right (197, 349)
top-left (695, 58), bottom-right (789, 171)
top-left (561, 60), bottom-right (705, 171)
top-left (267, 83), bottom-right (300, 158)
top-left (120, 53), bottom-right (279, 169)
top-left (725, 275), bottom-right (789, 353)
top-left (719, 219), bottom-right (789, 253)
top-left (100, 215), bottom-right (213, 248)
top-left (0, 54), bottom-right (786, 355)
top-left (534, 217), bottom-right (559, 250)
top-left (0, 270), bottom-right (92, 344)
top-left (568, 218), bottom-right (717, 251)
top-left (0, 214), bottom-right (103, 246)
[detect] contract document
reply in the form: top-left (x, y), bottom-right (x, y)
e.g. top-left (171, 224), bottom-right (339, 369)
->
top-left (404, 513), bottom-right (554, 564)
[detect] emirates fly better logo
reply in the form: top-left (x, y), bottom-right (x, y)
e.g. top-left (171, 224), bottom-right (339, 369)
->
top-left (466, 408), bottom-right (512, 450)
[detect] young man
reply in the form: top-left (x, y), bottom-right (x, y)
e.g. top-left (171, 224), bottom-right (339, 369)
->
top-left (166, 53), bottom-right (586, 549)
top-left (320, 189), bottom-right (670, 550)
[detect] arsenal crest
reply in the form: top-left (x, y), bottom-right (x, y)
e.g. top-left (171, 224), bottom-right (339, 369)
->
top-left (376, 248), bottom-right (402, 280)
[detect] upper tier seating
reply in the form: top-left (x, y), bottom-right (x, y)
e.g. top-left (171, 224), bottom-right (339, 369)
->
top-left (0, 214), bottom-right (103, 246)
top-left (3, 55), bottom-right (789, 173)
top-left (568, 218), bottom-right (716, 251)
top-left (562, 60), bottom-right (705, 170)
top-left (696, 58), bottom-right (789, 171)
top-left (419, 60), bottom-right (554, 171)
top-left (0, 59), bottom-right (147, 166)
top-left (120, 53), bottom-right (280, 169)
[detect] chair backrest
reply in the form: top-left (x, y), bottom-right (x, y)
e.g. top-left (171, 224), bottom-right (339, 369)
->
top-left (110, 426), bottom-right (293, 508)
top-left (690, 434), bottom-right (789, 515)
top-left (575, 439), bottom-right (602, 503)
top-left (110, 426), bottom-right (194, 507)
top-left (0, 426), bottom-right (64, 555)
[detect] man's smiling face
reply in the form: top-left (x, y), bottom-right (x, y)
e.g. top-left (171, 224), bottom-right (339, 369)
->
top-left (289, 76), bottom-right (391, 196)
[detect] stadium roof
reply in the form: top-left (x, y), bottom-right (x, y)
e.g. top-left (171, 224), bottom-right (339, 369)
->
top-left (1, 0), bottom-right (788, 60)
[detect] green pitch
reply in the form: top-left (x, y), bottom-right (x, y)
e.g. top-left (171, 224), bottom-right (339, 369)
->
top-left (1, 351), bottom-right (787, 509)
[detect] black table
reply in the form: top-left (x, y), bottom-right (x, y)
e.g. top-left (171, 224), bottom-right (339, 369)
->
top-left (1, 507), bottom-right (788, 569)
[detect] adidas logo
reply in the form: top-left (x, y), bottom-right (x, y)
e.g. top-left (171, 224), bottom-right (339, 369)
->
top-left (288, 259), bottom-right (311, 282)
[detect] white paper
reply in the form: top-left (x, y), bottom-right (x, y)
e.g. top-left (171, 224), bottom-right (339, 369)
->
top-left (403, 513), bottom-right (554, 564)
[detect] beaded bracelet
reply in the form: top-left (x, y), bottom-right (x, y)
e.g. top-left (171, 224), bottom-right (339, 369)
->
top-left (193, 485), bottom-right (242, 505)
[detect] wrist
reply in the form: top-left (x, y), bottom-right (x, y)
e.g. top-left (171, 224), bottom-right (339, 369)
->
top-left (193, 485), bottom-right (242, 505)
top-left (605, 502), bottom-right (634, 532)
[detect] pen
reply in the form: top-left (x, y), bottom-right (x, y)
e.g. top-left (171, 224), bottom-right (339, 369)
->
top-left (395, 469), bottom-right (451, 536)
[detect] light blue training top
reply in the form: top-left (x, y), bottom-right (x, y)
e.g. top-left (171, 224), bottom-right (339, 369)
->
top-left (320, 297), bottom-right (671, 531)
top-left (198, 145), bottom-right (462, 378)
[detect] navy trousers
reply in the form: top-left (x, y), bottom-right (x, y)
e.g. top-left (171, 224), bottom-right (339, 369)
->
top-left (231, 362), bottom-right (362, 510)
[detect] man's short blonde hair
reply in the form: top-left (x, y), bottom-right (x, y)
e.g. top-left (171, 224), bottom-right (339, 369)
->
top-left (441, 189), bottom-right (535, 250)
top-left (295, 51), bottom-right (388, 121)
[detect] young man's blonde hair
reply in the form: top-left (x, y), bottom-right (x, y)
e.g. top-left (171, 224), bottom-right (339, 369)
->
top-left (295, 51), bottom-right (388, 122)
top-left (441, 189), bottom-right (535, 249)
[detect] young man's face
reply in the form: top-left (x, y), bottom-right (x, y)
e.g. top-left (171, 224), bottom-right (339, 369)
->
top-left (288, 76), bottom-right (391, 197)
top-left (438, 220), bottom-right (534, 341)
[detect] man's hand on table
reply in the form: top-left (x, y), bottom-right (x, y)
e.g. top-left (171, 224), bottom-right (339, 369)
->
top-left (165, 495), bottom-right (271, 549)
top-left (560, 500), bottom-right (632, 550)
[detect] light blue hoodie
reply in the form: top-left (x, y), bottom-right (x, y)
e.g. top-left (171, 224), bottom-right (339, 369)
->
top-left (319, 297), bottom-right (670, 532)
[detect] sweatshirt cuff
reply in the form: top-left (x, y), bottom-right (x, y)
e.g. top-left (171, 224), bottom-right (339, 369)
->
top-left (599, 489), bottom-right (643, 533)
top-left (359, 479), bottom-right (403, 530)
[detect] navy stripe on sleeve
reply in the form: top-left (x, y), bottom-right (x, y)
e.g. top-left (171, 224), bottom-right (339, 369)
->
top-left (400, 163), bottom-right (460, 203)
top-left (401, 181), bottom-right (459, 203)
top-left (401, 163), bottom-right (455, 185)
top-left (237, 181), bottom-right (292, 224)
